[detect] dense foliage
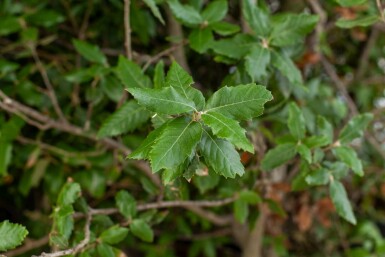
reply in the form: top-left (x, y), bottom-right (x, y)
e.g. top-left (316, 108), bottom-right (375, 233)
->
top-left (1, 0), bottom-right (385, 256)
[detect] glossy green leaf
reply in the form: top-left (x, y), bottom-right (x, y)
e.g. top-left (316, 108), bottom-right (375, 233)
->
top-left (0, 221), bottom-right (28, 251)
top-left (288, 102), bottom-right (306, 140)
top-left (149, 118), bottom-right (202, 172)
top-left (97, 243), bottom-right (115, 257)
top-left (130, 219), bottom-right (154, 242)
top-left (127, 86), bottom-right (197, 114)
top-left (98, 100), bottom-right (151, 138)
top-left (336, 15), bottom-right (379, 28)
top-left (210, 21), bottom-right (240, 36)
top-left (330, 180), bottom-right (356, 224)
top-left (201, 0), bottom-right (227, 23)
top-left (168, 0), bottom-right (203, 27)
top-left (115, 190), bottom-right (137, 219)
top-left (242, 0), bottom-right (270, 36)
top-left (57, 182), bottom-right (81, 206)
top-left (199, 131), bottom-right (244, 178)
top-left (261, 143), bottom-right (297, 171)
top-left (73, 39), bottom-right (107, 65)
top-left (99, 225), bottom-right (129, 244)
top-left (317, 116), bottom-right (334, 145)
top-left (153, 60), bottom-right (165, 88)
top-left (305, 168), bottom-right (329, 186)
top-left (205, 83), bottom-right (273, 120)
top-left (334, 146), bottom-right (363, 176)
top-left (165, 62), bottom-right (205, 110)
top-left (339, 113), bottom-right (373, 144)
top-left (335, 0), bottom-right (367, 6)
top-left (271, 51), bottom-right (303, 86)
top-left (115, 56), bottom-right (152, 89)
top-left (189, 28), bottom-right (213, 53)
top-left (297, 144), bottom-right (312, 163)
top-left (201, 111), bottom-right (254, 152)
top-left (245, 44), bottom-right (271, 81)
top-left (143, 0), bottom-right (165, 24)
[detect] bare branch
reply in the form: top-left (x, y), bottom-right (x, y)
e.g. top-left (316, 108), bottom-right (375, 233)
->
top-left (124, 0), bottom-right (132, 60)
top-left (6, 236), bottom-right (49, 257)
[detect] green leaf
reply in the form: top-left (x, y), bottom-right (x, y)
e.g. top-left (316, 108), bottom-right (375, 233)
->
top-left (317, 116), bottom-right (334, 146)
top-left (26, 9), bottom-right (65, 27)
top-left (115, 56), bottom-right (152, 89)
top-left (115, 190), bottom-right (137, 219)
top-left (239, 190), bottom-right (262, 204)
top-left (130, 219), bottom-right (154, 242)
top-left (234, 199), bottom-right (249, 223)
top-left (127, 86), bottom-right (197, 114)
top-left (149, 118), bottom-right (202, 172)
top-left (100, 75), bottom-right (125, 102)
top-left (189, 28), bottom-right (213, 53)
top-left (199, 131), bottom-right (244, 178)
top-left (242, 0), bottom-right (270, 36)
top-left (205, 83), bottom-right (273, 120)
top-left (168, 0), bottom-right (203, 27)
top-left (0, 141), bottom-right (11, 176)
top-left (201, 0), bottom-right (227, 23)
top-left (305, 168), bottom-right (329, 186)
top-left (245, 44), bottom-right (271, 81)
top-left (97, 100), bottom-right (151, 138)
top-left (153, 60), bottom-right (165, 88)
top-left (0, 221), bottom-right (28, 251)
top-left (57, 182), bottom-right (81, 206)
top-left (297, 144), bottom-right (312, 163)
top-left (97, 243), bottom-right (115, 257)
top-left (270, 14), bottom-right (319, 47)
top-left (72, 39), bottom-right (107, 65)
top-left (210, 34), bottom-right (254, 59)
top-left (261, 143), bottom-right (297, 171)
top-left (330, 180), bottom-right (356, 224)
top-left (288, 102), bottom-right (306, 140)
top-left (165, 62), bottom-right (205, 110)
top-left (271, 51), bottom-right (303, 86)
top-left (1, 116), bottom-right (25, 142)
top-left (210, 21), bottom-right (240, 36)
top-left (0, 16), bottom-right (21, 36)
top-left (333, 146), bottom-right (363, 176)
top-left (336, 15), bottom-right (379, 28)
top-left (339, 113), bottom-right (373, 144)
top-left (143, 0), bottom-right (165, 24)
top-left (99, 225), bottom-right (129, 245)
top-left (128, 122), bottom-right (169, 160)
top-left (336, 0), bottom-right (368, 7)
top-left (201, 111), bottom-right (254, 152)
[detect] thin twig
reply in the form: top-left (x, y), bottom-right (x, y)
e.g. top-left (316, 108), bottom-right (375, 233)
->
top-left (124, 0), bottom-right (132, 60)
top-left (355, 28), bottom-right (379, 81)
top-left (377, 0), bottom-right (385, 22)
top-left (32, 211), bottom-right (92, 257)
top-left (6, 236), bottom-right (49, 257)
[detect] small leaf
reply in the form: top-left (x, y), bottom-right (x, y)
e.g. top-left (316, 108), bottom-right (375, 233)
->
top-left (0, 221), bottom-right (28, 251)
top-left (57, 182), bottom-right (81, 206)
top-left (189, 28), bottom-right (213, 53)
top-left (271, 51), bottom-right (303, 86)
top-left (336, 0), bottom-right (367, 6)
top-left (100, 75), bottom-right (125, 102)
top-left (98, 100), bottom-right (151, 138)
top-left (242, 0), bottom-right (270, 36)
top-left (297, 144), bottom-right (312, 163)
top-left (143, 0), bottom-right (165, 24)
top-left (168, 0), bottom-right (203, 27)
top-left (336, 15), bottom-right (379, 28)
top-left (317, 116), bottom-right (334, 145)
top-left (99, 225), bottom-right (129, 245)
top-left (0, 16), bottom-right (21, 36)
top-left (97, 243), bottom-right (115, 257)
top-left (127, 86), bottom-right (197, 114)
top-left (210, 21), bottom-right (240, 36)
top-left (288, 103), bottom-right (306, 140)
top-left (333, 146), bottom-right (363, 176)
top-left (130, 219), bottom-right (154, 242)
top-left (115, 190), bottom-right (137, 219)
top-left (201, 0), bottom-right (228, 23)
top-left (305, 168), bottom-right (329, 186)
top-left (210, 34), bottom-right (254, 60)
top-left (239, 190), bottom-right (262, 204)
top-left (205, 83), bottom-right (273, 120)
top-left (153, 61), bottom-right (165, 88)
top-left (149, 118), bottom-right (202, 172)
top-left (73, 39), bottom-right (107, 65)
top-left (339, 113), bottom-right (373, 144)
top-left (201, 111), bottom-right (254, 152)
top-left (165, 62), bottom-right (205, 110)
top-left (261, 143), bottom-right (297, 171)
top-left (330, 180), bottom-right (356, 224)
top-left (245, 44), bottom-right (271, 81)
top-left (199, 131), bottom-right (244, 178)
top-left (0, 141), bottom-right (12, 176)
top-left (115, 56), bottom-right (152, 89)
top-left (234, 199), bottom-right (249, 223)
